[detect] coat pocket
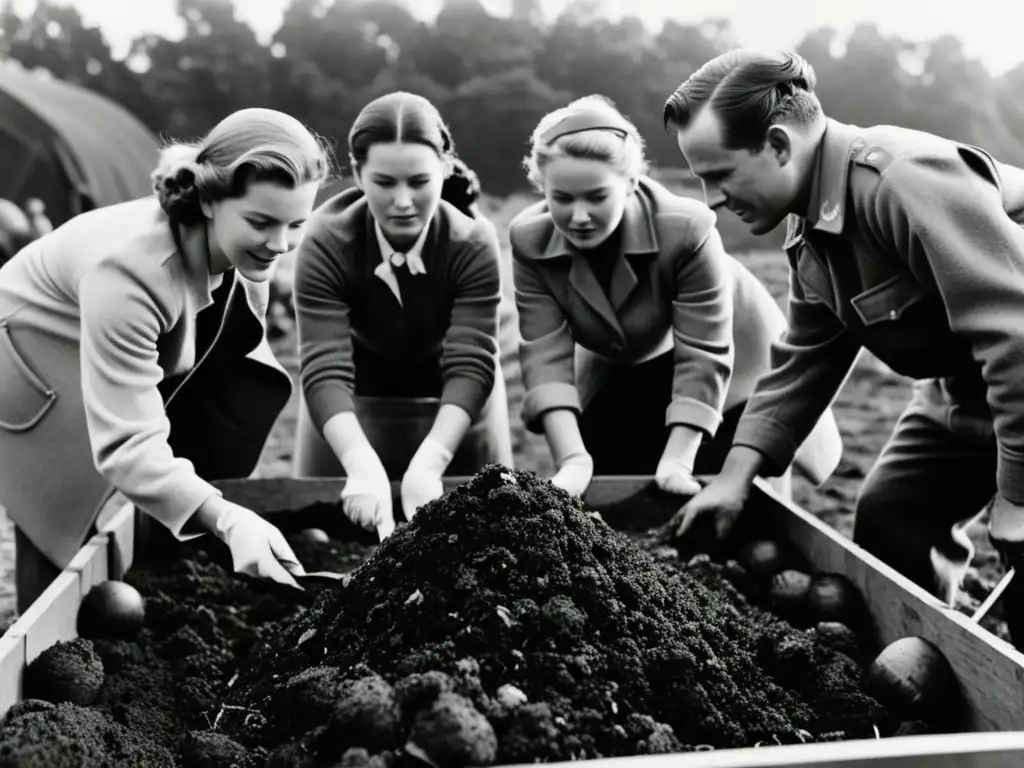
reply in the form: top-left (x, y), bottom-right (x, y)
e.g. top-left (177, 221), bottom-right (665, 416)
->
top-left (850, 271), bottom-right (928, 327)
top-left (0, 320), bottom-right (58, 432)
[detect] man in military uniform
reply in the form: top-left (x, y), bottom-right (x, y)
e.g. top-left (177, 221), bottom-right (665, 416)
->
top-left (660, 48), bottom-right (1024, 638)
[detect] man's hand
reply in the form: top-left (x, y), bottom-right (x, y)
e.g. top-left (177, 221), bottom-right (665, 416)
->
top-left (658, 474), bottom-right (751, 545)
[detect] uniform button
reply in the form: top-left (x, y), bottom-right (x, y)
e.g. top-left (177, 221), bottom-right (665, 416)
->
top-left (888, 310), bottom-right (897, 319)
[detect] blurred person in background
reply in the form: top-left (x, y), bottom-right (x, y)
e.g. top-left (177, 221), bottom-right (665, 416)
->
top-left (25, 199), bottom-right (53, 237)
top-left (292, 91), bottom-right (512, 538)
top-left (0, 199), bottom-right (36, 268)
top-left (0, 108), bottom-right (331, 611)
top-left (663, 49), bottom-right (1024, 635)
top-left (509, 95), bottom-right (842, 503)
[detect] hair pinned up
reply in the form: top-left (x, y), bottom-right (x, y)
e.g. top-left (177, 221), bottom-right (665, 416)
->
top-left (152, 108), bottom-right (333, 226)
top-left (348, 91), bottom-right (455, 174)
top-left (662, 49), bottom-right (822, 151)
top-left (441, 156), bottom-right (483, 218)
top-left (523, 95), bottom-right (648, 192)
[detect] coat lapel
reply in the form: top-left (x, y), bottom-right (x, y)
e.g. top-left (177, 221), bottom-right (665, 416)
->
top-left (608, 192), bottom-right (657, 311)
top-left (608, 254), bottom-right (639, 311)
top-left (568, 253), bottom-right (625, 344)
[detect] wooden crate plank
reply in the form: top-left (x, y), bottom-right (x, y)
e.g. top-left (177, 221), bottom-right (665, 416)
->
top-left (752, 480), bottom-right (1024, 733)
top-left (0, 632), bottom-right (26, 716)
top-left (65, 533), bottom-right (109, 597)
top-left (97, 499), bottom-right (135, 579)
top-left (20, 571), bottom-right (81, 663)
top-left (529, 732), bottom-right (1024, 768)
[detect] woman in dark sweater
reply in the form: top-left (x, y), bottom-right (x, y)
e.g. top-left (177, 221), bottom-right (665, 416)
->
top-left (292, 92), bottom-right (512, 537)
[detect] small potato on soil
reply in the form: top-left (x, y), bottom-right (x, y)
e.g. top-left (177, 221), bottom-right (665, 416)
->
top-left (807, 574), bottom-right (868, 630)
top-left (768, 570), bottom-right (813, 626)
top-left (865, 637), bottom-right (958, 727)
top-left (25, 637), bottom-right (105, 706)
top-left (77, 580), bottom-right (146, 641)
top-left (299, 528), bottom-right (331, 544)
top-left (738, 540), bottom-right (790, 582)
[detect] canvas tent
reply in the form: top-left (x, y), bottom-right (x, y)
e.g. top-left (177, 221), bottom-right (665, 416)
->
top-left (0, 60), bottom-right (160, 227)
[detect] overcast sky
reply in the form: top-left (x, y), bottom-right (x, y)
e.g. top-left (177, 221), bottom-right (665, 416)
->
top-left (12, 0), bottom-right (1024, 76)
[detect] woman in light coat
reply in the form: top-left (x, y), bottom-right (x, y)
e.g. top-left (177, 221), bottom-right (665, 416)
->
top-left (0, 107), bottom-right (331, 612)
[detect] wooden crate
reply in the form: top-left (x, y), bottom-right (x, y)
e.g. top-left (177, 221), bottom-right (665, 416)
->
top-left (3, 477), bottom-right (1024, 768)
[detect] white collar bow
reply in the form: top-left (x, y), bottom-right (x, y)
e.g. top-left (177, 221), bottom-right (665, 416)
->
top-left (373, 220), bottom-right (428, 305)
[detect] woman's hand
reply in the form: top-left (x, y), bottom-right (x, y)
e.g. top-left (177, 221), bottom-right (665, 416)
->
top-left (194, 497), bottom-right (305, 587)
top-left (401, 437), bottom-right (453, 521)
top-left (655, 425), bottom-right (703, 495)
top-left (340, 446), bottom-right (394, 539)
top-left (551, 451), bottom-right (594, 497)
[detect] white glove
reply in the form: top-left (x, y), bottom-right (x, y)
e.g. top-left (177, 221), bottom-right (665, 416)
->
top-left (210, 500), bottom-right (304, 587)
top-left (655, 454), bottom-right (702, 496)
top-left (401, 437), bottom-right (453, 522)
top-left (551, 451), bottom-right (594, 497)
top-left (340, 446), bottom-right (394, 539)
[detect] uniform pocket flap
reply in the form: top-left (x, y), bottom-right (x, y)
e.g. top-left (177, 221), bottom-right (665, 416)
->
top-left (850, 272), bottom-right (927, 326)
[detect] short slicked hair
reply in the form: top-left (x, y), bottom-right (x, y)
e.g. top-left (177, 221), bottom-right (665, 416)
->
top-left (663, 49), bottom-right (822, 151)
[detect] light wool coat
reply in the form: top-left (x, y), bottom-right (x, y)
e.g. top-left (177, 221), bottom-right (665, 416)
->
top-left (0, 197), bottom-right (292, 567)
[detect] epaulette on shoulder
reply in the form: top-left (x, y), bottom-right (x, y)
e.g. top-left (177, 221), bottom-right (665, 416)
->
top-left (853, 145), bottom-right (895, 174)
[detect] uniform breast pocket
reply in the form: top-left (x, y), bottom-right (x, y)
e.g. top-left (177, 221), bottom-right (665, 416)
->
top-left (850, 271), bottom-right (927, 327)
top-left (0, 320), bottom-right (58, 432)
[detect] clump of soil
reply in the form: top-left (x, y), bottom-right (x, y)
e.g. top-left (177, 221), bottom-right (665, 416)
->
top-left (0, 701), bottom-right (175, 767)
top-left (24, 637), bottom-right (105, 706)
top-left (227, 466), bottom-right (892, 765)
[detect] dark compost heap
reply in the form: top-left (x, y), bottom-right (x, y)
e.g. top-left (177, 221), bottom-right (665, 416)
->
top-left (1, 466), bottom-right (916, 767)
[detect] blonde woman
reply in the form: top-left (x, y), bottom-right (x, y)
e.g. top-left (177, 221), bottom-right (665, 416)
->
top-left (510, 95), bottom-right (842, 501)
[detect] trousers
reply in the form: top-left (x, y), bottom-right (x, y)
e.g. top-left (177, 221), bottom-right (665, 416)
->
top-left (852, 377), bottom-right (1024, 647)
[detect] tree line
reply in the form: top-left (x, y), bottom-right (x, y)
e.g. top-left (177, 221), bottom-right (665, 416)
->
top-left (3, 0), bottom-right (1023, 198)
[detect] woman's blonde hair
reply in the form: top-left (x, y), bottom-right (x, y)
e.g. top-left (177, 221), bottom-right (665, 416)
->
top-left (152, 107), bottom-right (334, 225)
top-left (523, 95), bottom-right (649, 192)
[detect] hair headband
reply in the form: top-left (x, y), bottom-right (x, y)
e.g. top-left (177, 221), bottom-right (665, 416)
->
top-left (540, 109), bottom-right (632, 145)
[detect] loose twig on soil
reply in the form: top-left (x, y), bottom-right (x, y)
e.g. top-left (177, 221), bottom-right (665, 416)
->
top-left (202, 703), bottom-right (265, 732)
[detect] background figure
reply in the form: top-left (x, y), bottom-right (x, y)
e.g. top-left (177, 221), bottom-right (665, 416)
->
top-left (292, 91), bottom-right (513, 538)
top-left (510, 94), bottom-right (842, 502)
top-left (0, 199), bottom-right (35, 267)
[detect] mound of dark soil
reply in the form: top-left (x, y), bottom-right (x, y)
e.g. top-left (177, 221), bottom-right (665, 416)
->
top-left (227, 466), bottom-right (890, 765)
top-left (0, 466), bottom-right (901, 767)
